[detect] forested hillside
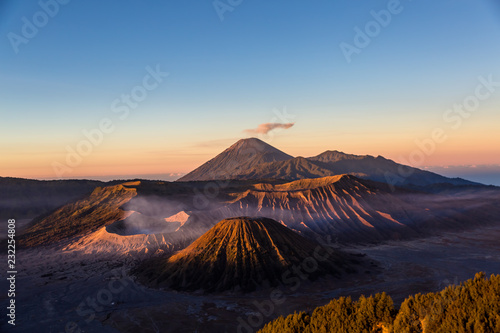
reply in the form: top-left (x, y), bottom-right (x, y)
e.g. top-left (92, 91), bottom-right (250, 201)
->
top-left (259, 272), bottom-right (500, 333)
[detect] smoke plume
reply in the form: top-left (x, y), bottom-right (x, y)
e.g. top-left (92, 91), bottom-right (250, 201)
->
top-left (244, 122), bottom-right (294, 135)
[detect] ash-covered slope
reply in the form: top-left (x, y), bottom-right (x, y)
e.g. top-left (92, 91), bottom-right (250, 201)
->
top-left (184, 175), bottom-right (426, 243)
top-left (18, 180), bottom-right (200, 254)
top-left (176, 175), bottom-right (500, 244)
top-left (19, 176), bottom-right (499, 253)
top-left (18, 183), bottom-right (138, 248)
top-left (136, 217), bottom-right (353, 292)
top-left (178, 138), bottom-right (293, 181)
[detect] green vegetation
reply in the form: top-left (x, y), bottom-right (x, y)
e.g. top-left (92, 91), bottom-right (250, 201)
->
top-left (259, 272), bottom-right (500, 333)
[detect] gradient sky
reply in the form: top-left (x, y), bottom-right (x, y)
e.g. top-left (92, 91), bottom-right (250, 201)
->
top-left (1, 0), bottom-right (500, 183)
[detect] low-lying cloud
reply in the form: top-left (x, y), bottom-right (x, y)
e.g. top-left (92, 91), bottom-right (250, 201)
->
top-left (244, 122), bottom-right (294, 135)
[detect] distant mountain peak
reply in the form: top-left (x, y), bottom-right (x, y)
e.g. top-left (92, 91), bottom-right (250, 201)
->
top-left (231, 137), bottom-right (267, 147)
top-left (310, 150), bottom-right (369, 163)
top-left (177, 138), bottom-right (293, 182)
top-left (227, 137), bottom-right (286, 154)
top-left (177, 138), bottom-right (479, 187)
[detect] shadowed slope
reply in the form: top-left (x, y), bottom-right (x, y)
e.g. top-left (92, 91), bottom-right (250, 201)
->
top-left (136, 217), bottom-right (353, 292)
top-left (236, 152), bottom-right (477, 187)
top-left (238, 156), bottom-right (338, 180)
top-left (309, 151), bottom-right (476, 187)
top-left (18, 184), bottom-right (137, 248)
top-left (0, 177), bottom-right (104, 220)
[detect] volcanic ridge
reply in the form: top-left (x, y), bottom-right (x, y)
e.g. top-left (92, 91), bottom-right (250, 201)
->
top-left (135, 217), bottom-right (357, 292)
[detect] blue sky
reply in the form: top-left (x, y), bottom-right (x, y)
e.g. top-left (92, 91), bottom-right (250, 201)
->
top-left (1, 0), bottom-right (500, 184)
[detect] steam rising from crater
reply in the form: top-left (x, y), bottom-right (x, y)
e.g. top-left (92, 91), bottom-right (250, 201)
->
top-left (244, 122), bottom-right (294, 135)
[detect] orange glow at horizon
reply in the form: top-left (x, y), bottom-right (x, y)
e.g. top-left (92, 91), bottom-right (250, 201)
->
top-left (2, 137), bottom-right (499, 180)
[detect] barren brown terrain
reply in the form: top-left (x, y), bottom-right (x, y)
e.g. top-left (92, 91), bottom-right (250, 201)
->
top-left (2, 222), bottom-right (500, 332)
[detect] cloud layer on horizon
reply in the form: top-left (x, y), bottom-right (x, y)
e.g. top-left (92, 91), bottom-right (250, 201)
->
top-left (244, 122), bottom-right (294, 135)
